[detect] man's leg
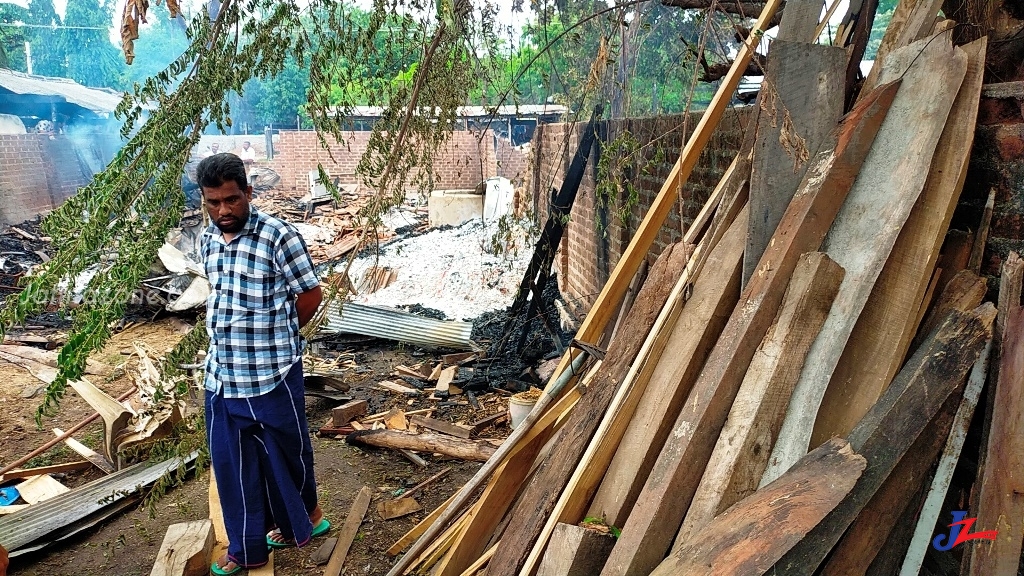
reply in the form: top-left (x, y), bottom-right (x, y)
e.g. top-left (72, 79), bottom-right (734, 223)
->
top-left (206, 390), bottom-right (271, 568)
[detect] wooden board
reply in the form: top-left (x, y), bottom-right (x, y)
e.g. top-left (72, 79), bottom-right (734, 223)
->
top-left (588, 208), bottom-right (745, 527)
top-left (536, 523), bottom-right (616, 576)
top-left (651, 438), bottom-right (865, 576)
top-left (745, 40), bottom-right (845, 286)
top-left (53, 428), bottom-right (115, 474)
top-left (457, 241), bottom-right (693, 576)
top-left (968, 187), bottom-right (995, 273)
top-left (810, 37), bottom-right (986, 447)
top-left (150, 520), bottom-right (214, 576)
top-left (409, 415), bottom-right (472, 439)
top-left (764, 37), bottom-right (968, 483)
top-left (333, 400), bottom-right (368, 426)
top-left (913, 269), bottom-right (988, 353)
top-left (859, 0), bottom-right (945, 96)
top-left (677, 252), bottom-right (844, 546)
top-left (436, 367), bottom-right (457, 395)
top-left (16, 474), bottom-right (69, 504)
top-left (598, 79), bottom-right (901, 576)
top-left (377, 497), bottom-right (422, 520)
top-left (968, 253), bottom-right (1024, 576)
top-left (208, 469), bottom-right (228, 570)
top-left (770, 304), bottom-right (995, 575)
top-left (324, 485), bottom-right (373, 576)
top-left (775, 0), bottom-right (824, 41)
top-left (378, 381), bottom-right (420, 396)
top-left (0, 460), bottom-right (90, 483)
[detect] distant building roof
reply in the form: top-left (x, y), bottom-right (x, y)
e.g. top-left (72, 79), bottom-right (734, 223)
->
top-left (0, 69), bottom-right (125, 114)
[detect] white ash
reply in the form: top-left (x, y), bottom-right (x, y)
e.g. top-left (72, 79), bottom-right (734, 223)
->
top-left (343, 218), bottom-right (537, 321)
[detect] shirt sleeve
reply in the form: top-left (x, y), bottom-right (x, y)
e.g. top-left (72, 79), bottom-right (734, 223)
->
top-left (275, 227), bottom-right (320, 295)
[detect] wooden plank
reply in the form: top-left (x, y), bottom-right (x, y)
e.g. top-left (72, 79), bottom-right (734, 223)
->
top-left (379, 381), bottom-right (421, 396)
top-left (599, 79), bottom-right (901, 576)
top-left (913, 270), bottom-right (988, 353)
top-left (745, 40), bottom-right (845, 286)
top-left (982, 80), bottom-right (1024, 99)
top-left (387, 493), bottom-right (455, 556)
top-left (149, 520), bottom-right (214, 576)
top-left (770, 304), bottom-right (995, 575)
top-left (968, 187), bottom-right (995, 273)
top-left (678, 252), bottom-right (844, 545)
top-left (764, 36), bottom-right (968, 483)
top-left (455, 241), bottom-right (694, 576)
top-left (651, 438), bottom-right (865, 576)
top-left (324, 485), bottom-right (373, 576)
top-left (536, 523), bottom-right (616, 576)
top-left (53, 428), bottom-right (115, 474)
top-left (409, 415), bottom-right (472, 439)
top-left (967, 253), bottom-right (1024, 576)
top-left (347, 430), bottom-right (495, 462)
top-left (860, 0), bottom-right (945, 97)
top-left (333, 400), bottom-right (368, 426)
top-left (810, 36), bottom-right (986, 446)
top-left (0, 460), bottom-right (90, 483)
top-left (208, 469), bottom-right (228, 570)
top-left (899, 337), bottom-right (992, 576)
top-left (436, 367), bottom-right (457, 396)
top-left (15, 474), bottom-right (70, 504)
top-left (377, 498), bottom-right (422, 520)
top-left (775, 0), bottom-right (824, 41)
top-left (587, 208), bottom-right (745, 527)
top-left (467, 412), bottom-right (507, 435)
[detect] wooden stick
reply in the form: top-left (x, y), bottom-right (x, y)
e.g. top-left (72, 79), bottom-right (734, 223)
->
top-left (324, 486), bottom-right (373, 576)
top-left (399, 467), bottom-right (451, 501)
top-left (0, 387), bottom-right (135, 476)
top-left (968, 187), bottom-right (996, 273)
top-left (53, 428), bottom-right (114, 474)
top-left (0, 460), bottom-right (91, 483)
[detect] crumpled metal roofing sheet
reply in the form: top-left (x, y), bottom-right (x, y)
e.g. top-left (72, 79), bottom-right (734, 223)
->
top-left (0, 68), bottom-right (125, 113)
top-left (321, 301), bottom-right (474, 350)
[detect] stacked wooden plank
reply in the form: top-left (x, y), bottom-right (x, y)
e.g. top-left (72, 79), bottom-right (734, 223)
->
top-left (379, 2), bottom-right (1013, 575)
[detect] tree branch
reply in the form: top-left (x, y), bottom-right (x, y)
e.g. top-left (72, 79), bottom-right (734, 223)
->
top-left (661, 0), bottom-right (785, 28)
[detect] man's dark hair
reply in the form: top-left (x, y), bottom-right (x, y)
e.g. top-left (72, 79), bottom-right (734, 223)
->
top-left (197, 153), bottom-right (248, 192)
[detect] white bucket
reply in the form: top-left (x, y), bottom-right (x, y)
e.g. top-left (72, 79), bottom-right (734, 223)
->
top-left (508, 394), bottom-right (538, 430)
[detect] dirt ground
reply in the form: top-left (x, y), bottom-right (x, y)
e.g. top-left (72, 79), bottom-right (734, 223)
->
top-left (1, 317), bottom-right (499, 576)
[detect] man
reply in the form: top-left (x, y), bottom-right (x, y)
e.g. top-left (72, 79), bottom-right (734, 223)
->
top-left (201, 142), bottom-right (221, 159)
top-left (238, 140), bottom-right (257, 165)
top-left (198, 153), bottom-right (328, 575)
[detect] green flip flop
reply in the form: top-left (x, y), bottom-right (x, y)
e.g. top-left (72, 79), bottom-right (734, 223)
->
top-left (266, 517), bottom-right (331, 549)
top-left (211, 558), bottom-right (244, 575)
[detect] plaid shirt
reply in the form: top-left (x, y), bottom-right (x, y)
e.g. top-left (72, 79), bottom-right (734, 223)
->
top-left (201, 206), bottom-right (320, 398)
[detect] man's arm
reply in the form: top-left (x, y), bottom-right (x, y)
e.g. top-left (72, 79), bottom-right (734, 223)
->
top-left (295, 285), bottom-right (323, 328)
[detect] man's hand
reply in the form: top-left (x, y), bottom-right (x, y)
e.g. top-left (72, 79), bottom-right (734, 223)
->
top-left (296, 285), bottom-right (323, 328)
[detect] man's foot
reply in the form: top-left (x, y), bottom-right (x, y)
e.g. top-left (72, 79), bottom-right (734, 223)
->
top-left (211, 555), bottom-right (243, 576)
top-left (266, 506), bottom-right (329, 548)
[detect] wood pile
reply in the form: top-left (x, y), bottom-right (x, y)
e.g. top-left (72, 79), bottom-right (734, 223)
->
top-left (378, 2), bottom-right (1022, 575)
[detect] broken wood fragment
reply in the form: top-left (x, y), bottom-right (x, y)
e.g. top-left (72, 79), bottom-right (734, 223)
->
top-left (400, 450), bottom-right (428, 468)
top-left (311, 538), bottom-right (337, 565)
top-left (384, 408), bottom-right (408, 430)
top-left (377, 497), bottom-right (422, 520)
top-left (468, 412), bottom-right (507, 435)
top-left (537, 523), bottom-right (616, 576)
top-left (409, 415), bottom-right (472, 439)
top-left (0, 461), bottom-right (90, 483)
top-left (150, 520), bottom-right (214, 576)
top-left (442, 352), bottom-right (477, 365)
top-left (436, 366), bottom-right (458, 396)
top-left (53, 428), bottom-right (115, 474)
top-left (332, 400), bottom-right (368, 427)
top-left (377, 380), bottom-right (421, 396)
top-left (347, 430), bottom-right (495, 462)
top-left (968, 187), bottom-right (995, 273)
top-left (15, 474), bottom-right (69, 504)
top-left (399, 467), bottom-right (451, 500)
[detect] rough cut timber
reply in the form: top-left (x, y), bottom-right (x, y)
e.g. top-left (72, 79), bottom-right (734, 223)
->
top-left (451, 242), bottom-right (693, 576)
top-left (745, 40), bottom-right (845, 286)
top-left (859, 0), bottom-right (945, 97)
top-left (588, 208), bottom-right (745, 528)
top-left (764, 36), bottom-right (968, 484)
top-left (770, 304), bottom-right (995, 575)
top-left (599, 79), bottom-right (901, 576)
top-left (324, 486), bottom-right (372, 576)
top-left (536, 523), bottom-right (616, 576)
top-left (677, 252), bottom-right (844, 546)
top-left (150, 520), bottom-right (214, 576)
top-left (968, 188), bottom-right (996, 273)
top-left (810, 36), bottom-right (986, 447)
top-left (332, 400), bottom-right (368, 427)
top-left (912, 269), bottom-right (988, 353)
top-left (409, 415), bottom-right (471, 439)
top-left (346, 430), bottom-right (495, 462)
top-left (651, 438), bottom-right (865, 576)
top-left (968, 253), bottom-right (1024, 576)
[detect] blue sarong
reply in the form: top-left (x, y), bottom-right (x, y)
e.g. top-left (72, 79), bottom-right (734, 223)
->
top-left (206, 361), bottom-right (318, 568)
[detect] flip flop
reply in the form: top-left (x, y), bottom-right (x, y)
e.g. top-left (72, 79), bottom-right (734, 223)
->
top-left (266, 517), bottom-right (331, 548)
top-left (211, 558), bottom-right (244, 576)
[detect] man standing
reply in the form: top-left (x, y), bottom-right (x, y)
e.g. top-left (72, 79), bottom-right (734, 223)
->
top-left (238, 140), bottom-right (257, 166)
top-left (198, 153), bottom-right (328, 575)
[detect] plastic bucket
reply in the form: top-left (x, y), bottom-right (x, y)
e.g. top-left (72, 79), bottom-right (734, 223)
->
top-left (508, 394), bottom-right (538, 430)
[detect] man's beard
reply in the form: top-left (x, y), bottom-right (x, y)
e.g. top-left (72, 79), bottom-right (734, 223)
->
top-left (216, 216), bottom-right (244, 233)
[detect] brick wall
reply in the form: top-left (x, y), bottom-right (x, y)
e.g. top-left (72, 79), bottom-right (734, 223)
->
top-left (527, 109), bottom-right (751, 317)
top-left (0, 134), bottom-right (97, 225)
top-left (263, 129), bottom-right (524, 194)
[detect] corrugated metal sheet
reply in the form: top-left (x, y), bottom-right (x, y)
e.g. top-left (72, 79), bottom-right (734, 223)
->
top-left (321, 301), bottom-right (474, 350)
top-left (0, 451), bottom-right (197, 553)
top-left (0, 69), bottom-right (124, 113)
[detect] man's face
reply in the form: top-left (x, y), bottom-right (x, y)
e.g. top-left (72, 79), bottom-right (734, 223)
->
top-left (203, 180), bottom-right (252, 234)
top-left (243, 142), bottom-right (250, 149)
top-left (211, 144), bottom-right (220, 153)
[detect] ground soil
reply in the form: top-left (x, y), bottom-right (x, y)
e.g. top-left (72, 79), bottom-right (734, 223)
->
top-left (1, 317), bottom-right (504, 576)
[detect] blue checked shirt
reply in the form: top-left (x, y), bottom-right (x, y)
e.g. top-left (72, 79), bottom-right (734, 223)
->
top-left (201, 206), bottom-right (320, 398)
